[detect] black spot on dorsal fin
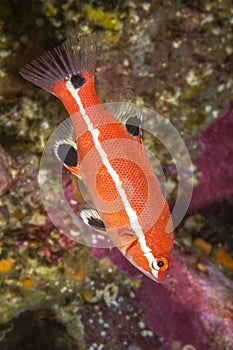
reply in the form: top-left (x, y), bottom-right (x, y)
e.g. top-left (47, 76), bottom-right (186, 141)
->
top-left (126, 115), bottom-right (141, 137)
top-left (80, 208), bottom-right (106, 231)
top-left (55, 142), bottom-right (78, 167)
top-left (103, 102), bottom-right (143, 141)
top-left (70, 74), bottom-right (86, 89)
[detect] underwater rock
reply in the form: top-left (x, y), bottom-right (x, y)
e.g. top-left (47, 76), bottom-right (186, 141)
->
top-left (94, 245), bottom-right (233, 350)
top-left (189, 100), bottom-right (233, 212)
top-left (0, 145), bottom-right (17, 197)
top-left (0, 308), bottom-right (83, 350)
top-left (136, 246), bottom-right (233, 350)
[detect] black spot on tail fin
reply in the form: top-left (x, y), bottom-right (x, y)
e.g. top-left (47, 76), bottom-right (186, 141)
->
top-left (70, 73), bottom-right (86, 89)
top-left (104, 102), bottom-right (143, 142)
top-left (19, 34), bottom-right (97, 93)
top-left (126, 116), bottom-right (141, 137)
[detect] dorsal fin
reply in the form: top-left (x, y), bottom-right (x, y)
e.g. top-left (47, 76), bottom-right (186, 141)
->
top-left (125, 115), bottom-right (142, 140)
top-left (19, 34), bottom-right (97, 93)
top-left (104, 102), bottom-right (143, 143)
top-left (103, 102), bottom-right (166, 196)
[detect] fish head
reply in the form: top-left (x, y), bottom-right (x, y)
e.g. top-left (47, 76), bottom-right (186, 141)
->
top-left (134, 252), bottom-right (172, 284)
top-left (119, 225), bottom-right (174, 283)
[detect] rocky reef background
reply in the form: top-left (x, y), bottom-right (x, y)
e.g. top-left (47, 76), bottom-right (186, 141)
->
top-left (0, 1), bottom-right (233, 349)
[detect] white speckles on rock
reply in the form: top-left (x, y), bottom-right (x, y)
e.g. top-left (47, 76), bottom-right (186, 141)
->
top-left (225, 46), bottom-right (233, 55)
top-left (100, 330), bottom-right (106, 337)
top-left (129, 291), bottom-right (135, 299)
top-left (141, 3), bottom-right (150, 12)
top-left (205, 105), bottom-right (212, 113)
top-left (217, 83), bottom-right (225, 92)
top-left (137, 321), bottom-right (145, 329)
top-left (89, 344), bottom-right (105, 350)
top-left (212, 110), bottom-right (219, 119)
top-left (41, 121), bottom-right (49, 129)
top-left (186, 70), bottom-right (200, 86)
top-left (60, 286), bottom-right (68, 294)
top-left (182, 345), bottom-right (196, 350)
top-left (118, 296), bottom-right (124, 303)
top-left (173, 39), bottom-right (182, 49)
top-left (140, 329), bottom-right (154, 337)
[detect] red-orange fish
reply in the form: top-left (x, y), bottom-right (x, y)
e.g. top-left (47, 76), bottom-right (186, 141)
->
top-left (20, 35), bottom-right (174, 283)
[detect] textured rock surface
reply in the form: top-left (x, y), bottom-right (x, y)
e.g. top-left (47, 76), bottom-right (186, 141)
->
top-left (94, 244), bottom-right (233, 350)
top-left (189, 101), bottom-right (233, 213)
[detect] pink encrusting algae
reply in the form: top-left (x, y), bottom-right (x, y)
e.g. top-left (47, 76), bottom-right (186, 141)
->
top-left (93, 244), bottom-right (233, 350)
top-left (189, 100), bottom-right (233, 213)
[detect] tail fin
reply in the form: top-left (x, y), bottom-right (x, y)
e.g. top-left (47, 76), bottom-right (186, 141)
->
top-left (19, 34), bottom-right (97, 93)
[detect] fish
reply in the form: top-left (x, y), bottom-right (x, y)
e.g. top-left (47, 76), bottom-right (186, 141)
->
top-left (20, 34), bottom-right (174, 283)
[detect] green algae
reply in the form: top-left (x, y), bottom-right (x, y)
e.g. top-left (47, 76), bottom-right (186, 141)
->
top-left (83, 5), bottom-right (122, 31)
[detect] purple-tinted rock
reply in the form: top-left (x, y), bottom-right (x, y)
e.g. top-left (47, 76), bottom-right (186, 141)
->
top-left (93, 246), bottom-right (233, 350)
top-left (189, 101), bottom-right (233, 212)
top-left (136, 247), bottom-right (233, 350)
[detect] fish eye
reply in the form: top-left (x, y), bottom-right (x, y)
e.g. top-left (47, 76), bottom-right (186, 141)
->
top-left (152, 256), bottom-right (169, 271)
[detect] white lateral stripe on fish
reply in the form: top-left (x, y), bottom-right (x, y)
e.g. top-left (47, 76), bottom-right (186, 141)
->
top-left (65, 79), bottom-right (158, 278)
